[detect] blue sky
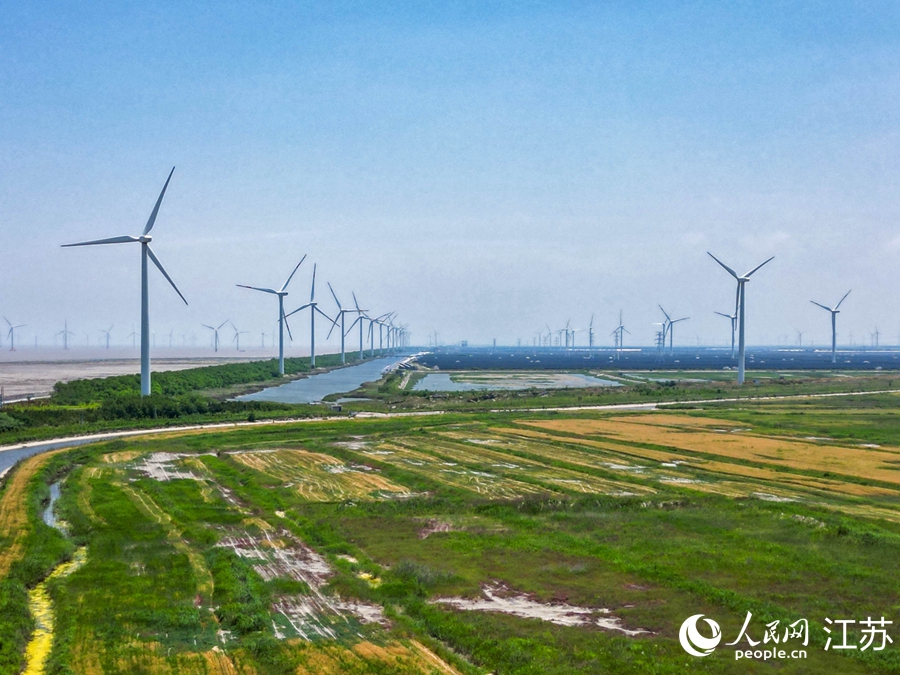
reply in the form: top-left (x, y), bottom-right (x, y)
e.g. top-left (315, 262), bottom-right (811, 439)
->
top-left (2, 2), bottom-right (900, 348)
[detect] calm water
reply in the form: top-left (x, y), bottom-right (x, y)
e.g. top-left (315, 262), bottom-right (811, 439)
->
top-left (413, 372), bottom-right (621, 392)
top-left (43, 482), bottom-right (61, 529)
top-left (237, 356), bottom-right (407, 404)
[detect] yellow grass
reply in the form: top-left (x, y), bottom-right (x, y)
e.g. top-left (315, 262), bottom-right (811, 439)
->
top-left (101, 449), bottom-right (143, 464)
top-left (230, 448), bottom-right (413, 501)
top-left (521, 416), bottom-right (900, 486)
top-left (22, 548), bottom-right (87, 675)
top-left (492, 426), bottom-right (898, 499)
top-left (292, 639), bottom-right (464, 675)
top-left (416, 434), bottom-right (654, 496)
top-left (372, 441), bottom-right (553, 499)
top-left (0, 449), bottom-right (66, 579)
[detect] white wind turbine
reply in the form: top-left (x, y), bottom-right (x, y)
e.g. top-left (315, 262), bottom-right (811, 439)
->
top-left (203, 321), bottom-right (229, 353)
top-left (63, 168), bottom-right (187, 396)
top-left (326, 283), bottom-right (360, 365)
top-left (811, 290), bottom-right (851, 364)
top-left (346, 292), bottom-right (370, 358)
top-left (236, 256), bottom-right (306, 376)
top-left (99, 325), bottom-right (113, 349)
top-left (708, 252), bottom-right (774, 384)
top-left (4, 318), bottom-right (25, 351)
top-left (715, 310), bottom-right (738, 359)
top-left (285, 264), bottom-right (335, 368)
top-left (57, 320), bottom-right (75, 350)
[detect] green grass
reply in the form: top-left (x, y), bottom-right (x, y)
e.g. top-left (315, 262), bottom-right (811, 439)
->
top-left (6, 394), bottom-right (900, 673)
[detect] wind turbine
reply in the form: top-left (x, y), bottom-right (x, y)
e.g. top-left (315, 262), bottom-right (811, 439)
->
top-left (57, 320), bottom-right (75, 350)
top-left (285, 263), bottom-right (335, 368)
top-left (62, 167), bottom-right (187, 396)
top-left (708, 252), bottom-right (774, 384)
top-left (4, 318), bottom-right (25, 351)
top-left (99, 325), bottom-right (113, 349)
top-left (346, 293), bottom-right (370, 358)
top-left (611, 311), bottom-right (629, 359)
top-left (203, 321), bottom-right (229, 352)
top-left (232, 328), bottom-right (249, 351)
top-left (326, 282), bottom-right (360, 365)
top-left (236, 256), bottom-right (306, 376)
top-left (810, 290), bottom-right (851, 364)
top-left (126, 323), bottom-right (137, 348)
top-left (588, 314), bottom-right (595, 348)
top-left (715, 310), bottom-right (738, 358)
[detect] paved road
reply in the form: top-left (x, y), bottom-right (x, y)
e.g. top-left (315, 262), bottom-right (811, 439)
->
top-left (2, 388), bottom-right (896, 478)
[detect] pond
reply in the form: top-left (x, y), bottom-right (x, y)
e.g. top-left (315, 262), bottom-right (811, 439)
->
top-left (412, 372), bottom-right (621, 392)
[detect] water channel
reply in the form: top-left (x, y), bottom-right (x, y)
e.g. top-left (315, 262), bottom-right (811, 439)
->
top-left (237, 355), bottom-right (407, 404)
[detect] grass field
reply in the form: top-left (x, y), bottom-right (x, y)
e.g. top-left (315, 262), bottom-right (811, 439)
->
top-left (4, 389), bottom-right (900, 673)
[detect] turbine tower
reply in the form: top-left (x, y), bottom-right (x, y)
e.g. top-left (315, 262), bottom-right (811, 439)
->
top-left (285, 263), bottom-right (334, 368)
top-left (62, 167), bottom-right (187, 396)
top-left (810, 290), bottom-right (851, 364)
top-left (708, 252), bottom-right (774, 384)
top-left (99, 325), bottom-right (113, 349)
top-left (236, 256), bottom-right (306, 376)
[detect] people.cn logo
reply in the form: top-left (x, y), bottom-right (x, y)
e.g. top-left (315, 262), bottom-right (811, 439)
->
top-left (679, 614), bottom-right (722, 657)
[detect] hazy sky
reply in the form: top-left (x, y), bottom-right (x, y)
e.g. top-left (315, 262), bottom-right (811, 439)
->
top-left (2, 2), bottom-right (900, 350)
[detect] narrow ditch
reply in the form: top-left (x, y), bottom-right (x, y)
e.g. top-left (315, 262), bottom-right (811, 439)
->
top-left (22, 480), bottom-right (86, 675)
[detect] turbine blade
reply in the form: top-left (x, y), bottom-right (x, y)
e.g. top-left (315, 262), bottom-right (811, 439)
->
top-left (707, 252), bottom-right (739, 279)
top-left (146, 245), bottom-right (188, 305)
top-left (658, 304), bottom-right (671, 321)
top-left (236, 284), bottom-right (279, 294)
top-left (810, 300), bottom-right (832, 312)
top-left (743, 256), bottom-right (775, 278)
top-left (218, 320), bottom-right (229, 330)
top-left (285, 303), bottom-right (311, 318)
top-left (62, 235), bottom-right (140, 247)
top-left (279, 254), bottom-right (307, 292)
top-left (282, 308), bottom-right (294, 342)
top-left (143, 166), bottom-right (175, 235)
top-left (352, 291), bottom-right (361, 312)
top-left (835, 289), bottom-right (852, 310)
top-left (310, 263), bottom-right (317, 303)
top-left (328, 282), bottom-right (342, 309)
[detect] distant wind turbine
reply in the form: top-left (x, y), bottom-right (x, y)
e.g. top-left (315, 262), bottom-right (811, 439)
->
top-left (203, 321), bottom-right (229, 353)
top-left (62, 167), bottom-right (187, 396)
top-left (57, 320), bottom-right (75, 350)
top-left (708, 252), bottom-right (774, 384)
top-left (236, 256), bottom-right (306, 376)
top-left (326, 282), bottom-right (360, 365)
top-left (346, 293), bottom-right (370, 358)
top-left (4, 318), bottom-right (25, 351)
top-left (715, 310), bottom-right (738, 358)
top-left (811, 290), bottom-right (851, 364)
top-left (99, 325), bottom-right (114, 349)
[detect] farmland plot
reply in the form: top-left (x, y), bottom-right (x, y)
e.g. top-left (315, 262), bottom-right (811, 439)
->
top-left (229, 448), bottom-right (413, 501)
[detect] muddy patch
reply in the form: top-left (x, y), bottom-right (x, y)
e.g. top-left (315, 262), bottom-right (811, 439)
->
top-left (132, 452), bottom-right (210, 482)
top-left (216, 530), bottom-right (387, 641)
top-left (432, 583), bottom-right (648, 636)
top-left (418, 519), bottom-right (459, 539)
